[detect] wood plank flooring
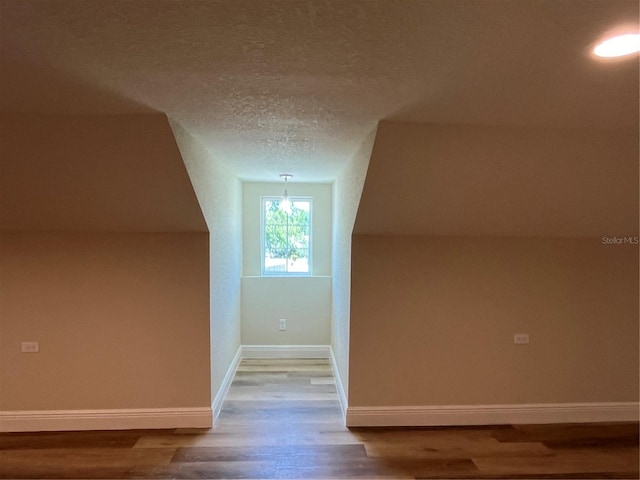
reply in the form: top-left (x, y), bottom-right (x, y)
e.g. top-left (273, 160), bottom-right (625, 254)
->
top-left (1, 358), bottom-right (638, 479)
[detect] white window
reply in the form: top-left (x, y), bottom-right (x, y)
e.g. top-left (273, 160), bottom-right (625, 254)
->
top-left (261, 197), bottom-right (311, 275)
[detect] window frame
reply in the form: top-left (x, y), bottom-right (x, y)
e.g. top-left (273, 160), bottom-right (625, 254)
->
top-left (260, 195), bottom-right (313, 277)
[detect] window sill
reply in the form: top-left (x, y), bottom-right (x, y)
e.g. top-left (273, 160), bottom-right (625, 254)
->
top-left (242, 275), bottom-right (332, 279)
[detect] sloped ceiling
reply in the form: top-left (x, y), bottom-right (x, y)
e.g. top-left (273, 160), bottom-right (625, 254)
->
top-left (0, 0), bottom-right (638, 182)
top-left (355, 121), bottom-right (639, 237)
top-left (0, 114), bottom-right (207, 231)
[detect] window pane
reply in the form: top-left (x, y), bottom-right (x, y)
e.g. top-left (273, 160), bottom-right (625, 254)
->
top-left (262, 197), bottom-right (311, 274)
top-left (265, 224), bottom-right (287, 258)
top-left (288, 248), bottom-right (309, 273)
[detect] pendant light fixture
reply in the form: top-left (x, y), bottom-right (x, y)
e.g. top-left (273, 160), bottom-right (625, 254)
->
top-left (279, 173), bottom-right (293, 213)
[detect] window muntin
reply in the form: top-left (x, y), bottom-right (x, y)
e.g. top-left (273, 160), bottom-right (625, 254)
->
top-left (261, 197), bottom-right (311, 275)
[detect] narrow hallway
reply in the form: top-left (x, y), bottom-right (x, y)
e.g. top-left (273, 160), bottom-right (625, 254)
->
top-left (210, 358), bottom-right (390, 478)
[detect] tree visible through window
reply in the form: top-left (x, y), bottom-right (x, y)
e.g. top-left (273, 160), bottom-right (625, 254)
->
top-left (262, 197), bottom-right (311, 274)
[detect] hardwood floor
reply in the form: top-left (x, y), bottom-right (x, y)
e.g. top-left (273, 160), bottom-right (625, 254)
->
top-left (1, 358), bottom-right (638, 479)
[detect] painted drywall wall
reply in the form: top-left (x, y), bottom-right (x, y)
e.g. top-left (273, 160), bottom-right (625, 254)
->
top-left (170, 122), bottom-right (242, 401)
top-left (349, 121), bottom-right (639, 415)
top-left (241, 277), bottom-right (331, 344)
top-left (0, 114), bottom-right (206, 232)
top-left (349, 236), bottom-right (639, 406)
top-left (241, 182), bottom-right (331, 345)
top-left (355, 121), bottom-right (638, 237)
top-left (330, 129), bottom-right (376, 402)
top-left (0, 232), bottom-right (210, 410)
top-left (0, 113), bottom-right (212, 422)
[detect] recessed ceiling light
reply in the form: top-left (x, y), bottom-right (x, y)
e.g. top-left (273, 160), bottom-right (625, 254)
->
top-left (593, 33), bottom-right (640, 58)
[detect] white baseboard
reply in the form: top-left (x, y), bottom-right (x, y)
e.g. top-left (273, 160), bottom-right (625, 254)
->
top-left (0, 345), bottom-right (331, 433)
top-left (346, 402), bottom-right (640, 427)
top-left (241, 344), bottom-right (331, 359)
top-left (329, 346), bottom-right (348, 423)
top-left (0, 407), bottom-right (212, 433)
top-left (212, 345), bottom-right (243, 422)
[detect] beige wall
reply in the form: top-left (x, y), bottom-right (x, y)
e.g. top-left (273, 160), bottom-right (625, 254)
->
top-left (241, 277), bottom-right (331, 345)
top-left (0, 114), bottom-right (212, 418)
top-left (170, 122), bottom-right (242, 402)
top-left (241, 182), bottom-right (331, 345)
top-left (0, 232), bottom-right (210, 410)
top-left (331, 129), bottom-right (376, 401)
top-left (350, 236), bottom-right (639, 406)
top-left (349, 121), bottom-right (639, 412)
top-left (355, 122), bottom-right (638, 237)
top-left (0, 114), bottom-right (206, 232)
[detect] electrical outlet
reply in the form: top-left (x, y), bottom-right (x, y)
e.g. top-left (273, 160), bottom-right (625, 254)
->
top-left (21, 342), bottom-right (39, 353)
top-left (513, 334), bottom-right (530, 344)
top-left (279, 319), bottom-right (287, 331)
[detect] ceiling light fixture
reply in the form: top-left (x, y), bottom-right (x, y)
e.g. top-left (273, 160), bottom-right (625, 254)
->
top-left (279, 173), bottom-right (293, 213)
top-left (593, 33), bottom-right (640, 58)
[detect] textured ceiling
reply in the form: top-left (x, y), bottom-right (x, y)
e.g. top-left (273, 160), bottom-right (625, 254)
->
top-left (0, 0), bottom-right (638, 182)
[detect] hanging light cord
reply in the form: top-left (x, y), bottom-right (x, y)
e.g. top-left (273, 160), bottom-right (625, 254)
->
top-left (279, 174), bottom-right (293, 212)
